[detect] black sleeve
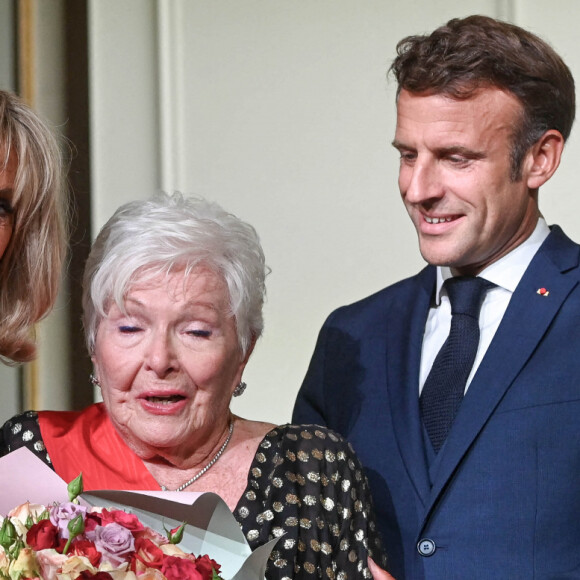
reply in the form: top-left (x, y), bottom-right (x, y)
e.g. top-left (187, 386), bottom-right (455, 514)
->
top-left (0, 411), bottom-right (53, 467)
top-left (236, 424), bottom-right (387, 579)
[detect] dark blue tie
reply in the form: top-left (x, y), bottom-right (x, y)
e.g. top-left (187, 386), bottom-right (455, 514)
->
top-left (420, 276), bottom-right (494, 453)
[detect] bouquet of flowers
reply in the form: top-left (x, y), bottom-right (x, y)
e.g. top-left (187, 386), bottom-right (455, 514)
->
top-left (0, 475), bottom-right (223, 580)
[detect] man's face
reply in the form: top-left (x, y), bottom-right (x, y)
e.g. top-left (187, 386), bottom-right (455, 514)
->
top-left (393, 88), bottom-right (539, 276)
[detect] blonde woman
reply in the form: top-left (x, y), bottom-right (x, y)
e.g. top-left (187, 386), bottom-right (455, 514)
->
top-left (0, 90), bottom-right (67, 363)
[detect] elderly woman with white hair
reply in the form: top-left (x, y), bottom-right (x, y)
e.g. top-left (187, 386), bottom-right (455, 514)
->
top-left (0, 192), bottom-right (386, 578)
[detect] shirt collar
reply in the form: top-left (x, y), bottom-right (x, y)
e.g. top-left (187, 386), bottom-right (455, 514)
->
top-left (434, 217), bottom-right (550, 304)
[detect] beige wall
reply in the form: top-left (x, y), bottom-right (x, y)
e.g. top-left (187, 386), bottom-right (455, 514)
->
top-left (84, 0), bottom-right (580, 425)
top-left (517, 3), bottom-right (580, 235)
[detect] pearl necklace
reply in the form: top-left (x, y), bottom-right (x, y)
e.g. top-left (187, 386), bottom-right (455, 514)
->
top-left (159, 421), bottom-right (234, 492)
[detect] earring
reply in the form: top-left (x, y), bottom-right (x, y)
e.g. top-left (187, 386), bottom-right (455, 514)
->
top-left (90, 374), bottom-right (101, 388)
top-left (233, 381), bottom-right (247, 397)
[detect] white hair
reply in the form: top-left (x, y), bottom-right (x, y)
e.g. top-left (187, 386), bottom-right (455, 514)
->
top-left (82, 192), bottom-right (267, 356)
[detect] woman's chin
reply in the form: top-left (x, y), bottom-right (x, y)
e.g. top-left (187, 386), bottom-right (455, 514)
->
top-left (119, 422), bottom-right (187, 457)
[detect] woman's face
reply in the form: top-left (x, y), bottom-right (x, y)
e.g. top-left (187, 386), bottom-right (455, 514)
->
top-left (0, 152), bottom-right (17, 260)
top-left (92, 266), bottom-right (250, 460)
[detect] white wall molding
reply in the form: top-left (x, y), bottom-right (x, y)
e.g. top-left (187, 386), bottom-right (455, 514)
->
top-left (157, 0), bottom-right (185, 193)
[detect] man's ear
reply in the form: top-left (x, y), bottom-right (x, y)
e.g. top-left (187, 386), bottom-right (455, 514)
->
top-left (526, 129), bottom-right (565, 189)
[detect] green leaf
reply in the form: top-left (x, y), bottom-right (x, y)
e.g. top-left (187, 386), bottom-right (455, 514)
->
top-left (0, 518), bottom-right (16, 550)
top-left (63, 513), bottom-right (85, 553)
top-left (67, 473), bottom-right (84, 502)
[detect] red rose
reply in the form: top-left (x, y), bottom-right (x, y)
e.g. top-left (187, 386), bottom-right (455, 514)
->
top-left (161, 555), bottom-right (204, 580)
top-left (100, 509), bottom-right (144, 532)
top-left (134, 526), bottom-right (169, 546)
top-left (67, 539), bottom-right (102, 567)
top-left (26, 519), bottom-right (59, 550)
top-left (131, 537), bottom-right (164, 570)
top-left (195, 554), bottom-right (222, 579)
top-left (84, 512), bottom-right (103, 533)
top-left (55, 536), bottom-right (69, 554)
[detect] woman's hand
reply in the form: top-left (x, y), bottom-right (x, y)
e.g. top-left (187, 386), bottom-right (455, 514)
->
top-left (368, 557), bottom-right (396, 580)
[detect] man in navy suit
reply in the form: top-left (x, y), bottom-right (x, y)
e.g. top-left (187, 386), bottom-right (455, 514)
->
top-left (293, 15), bottom-right (579, 580)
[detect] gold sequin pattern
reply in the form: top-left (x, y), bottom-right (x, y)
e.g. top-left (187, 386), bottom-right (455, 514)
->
top-left (257, 510), bottom-right (274, 523)
top-left (231, 424), bottom-right (385, 579)
top-left (304, 562), bottom-right (316, 573)
top-left (297, 450), bottom-right (310, 462)
top-left (312, 448), bottom-right (324, 460)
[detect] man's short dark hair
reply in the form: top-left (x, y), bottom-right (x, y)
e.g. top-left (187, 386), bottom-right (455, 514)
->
top-left (389, 15), bottom-right (576, 180)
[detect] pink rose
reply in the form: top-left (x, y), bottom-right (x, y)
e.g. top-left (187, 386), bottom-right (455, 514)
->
top-left (49, 502), bottom-right (87, 539)
top-left (133, 568), bottom-right (167, 580)
top-left (161, 555), bottom-right (204, 580)
top-left (0, 548), bottom-right (10, 576)
top-left (36, 549), bottom-right (68, 580)
top-left (92, 523), bottom-right (135, 567)
top-left (8, 502), bottom-right (46, 523)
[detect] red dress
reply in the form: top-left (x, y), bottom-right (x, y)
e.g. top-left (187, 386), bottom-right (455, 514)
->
top-left (38, 403), bottom-right (159, 490)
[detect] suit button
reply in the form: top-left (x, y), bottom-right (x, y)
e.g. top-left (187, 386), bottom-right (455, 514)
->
top-left (417, 538), bottom-right (436, 556)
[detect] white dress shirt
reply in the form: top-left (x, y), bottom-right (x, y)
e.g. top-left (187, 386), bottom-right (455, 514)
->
top-left (419, 218), bottom-right (550, 395)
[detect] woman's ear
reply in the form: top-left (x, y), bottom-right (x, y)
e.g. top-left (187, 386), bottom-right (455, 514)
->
top-left (242, 337), bottom-right (257, 364)
top-left (526, 129), bottom-right (565, 189)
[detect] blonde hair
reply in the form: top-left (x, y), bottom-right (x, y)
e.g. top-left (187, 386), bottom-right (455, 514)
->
top-left (0, 91), bottom-right (68, 363)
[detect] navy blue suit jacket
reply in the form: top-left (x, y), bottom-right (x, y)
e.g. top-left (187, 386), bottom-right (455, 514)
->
top-left (293, 226), bottom-right (580, 579)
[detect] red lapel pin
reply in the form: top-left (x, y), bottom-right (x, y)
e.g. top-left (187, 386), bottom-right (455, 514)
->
top-left (537, 287), bottom-right (549, 296)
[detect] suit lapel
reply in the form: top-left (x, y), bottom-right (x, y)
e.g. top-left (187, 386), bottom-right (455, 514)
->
top-left (423, 227), bottom-right (580, 522)
top-left (386, 266), bottom-right (435, 505)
